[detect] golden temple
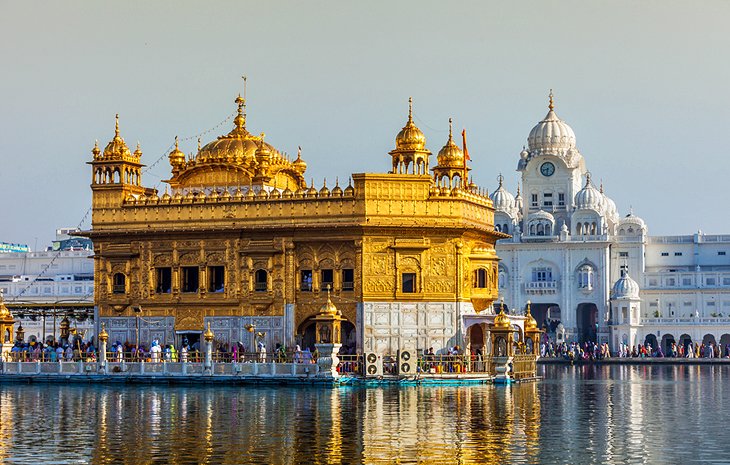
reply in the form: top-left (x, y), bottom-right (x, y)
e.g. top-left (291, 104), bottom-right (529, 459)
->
top-left (83, 90), bottom-right (506, 354)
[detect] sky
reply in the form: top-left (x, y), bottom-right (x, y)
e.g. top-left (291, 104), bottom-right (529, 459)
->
top-left (1, 1), bottom-right (729, 248)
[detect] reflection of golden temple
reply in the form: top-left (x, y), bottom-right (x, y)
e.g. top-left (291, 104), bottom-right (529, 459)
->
top-left (82, 89), bottom-right (507, 357)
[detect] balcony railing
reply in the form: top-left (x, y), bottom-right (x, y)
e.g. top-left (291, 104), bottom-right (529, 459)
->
top-left (524, 281), bottom-right (558, 294)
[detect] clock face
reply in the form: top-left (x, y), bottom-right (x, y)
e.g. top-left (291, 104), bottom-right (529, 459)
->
top-left (540, 162), bottom-right (555, 177)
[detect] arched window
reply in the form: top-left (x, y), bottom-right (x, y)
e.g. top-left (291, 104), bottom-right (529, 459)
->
top-left (112, 273), bottom-right (126, 294)
top-left (495, 224), bottom-right (502, 232)
top-left (577, 265), bottom-right (594, 290)
top-left (537, 224), bottom-right (545, 236)
top-left (503, 224), bottom-right (509, 234)
top-left (474, 269), bottom-right (488, 288)
top-left (254, 269), bottom-right (268, 292)
top-left (498, 269), bottom-right (507, 289)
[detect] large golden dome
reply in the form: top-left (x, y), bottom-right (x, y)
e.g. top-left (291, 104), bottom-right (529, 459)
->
top-left (436, 119), bottom-right (464, 168)
top-left (103, 114), bottom-right (133, 160)
top-left (167, 95), bottom-right (306, 190)
top-left (394, 97), bottom-right (426, 151)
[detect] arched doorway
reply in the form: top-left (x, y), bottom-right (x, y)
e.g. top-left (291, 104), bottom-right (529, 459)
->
top-left (679, 334), bottom-right (692, 351)
top-left (468, 324), bottom-right (484, 354)
top-left (720, 334), bottom-right (730, 350)
top-left (529, 303), bottom-right (561, 333)
top-left (576, 303), bottom-right (598, 343)
top-left (702, 334), bottom-right (717, 346)
top-left (661, 334), bottom-right (676, 354)
top-left (644, 334), bottom-right (658, 352)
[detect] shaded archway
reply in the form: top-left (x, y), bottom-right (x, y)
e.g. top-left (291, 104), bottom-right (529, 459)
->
top-left (576, 303), bottom-right (598, 343)
top-left (720, 334), bottom-right (730, 349)
top-left (661, 334), bottom-right (676, 354)
top-left (644, 334), bottom-right (658, 352)
top-left (468, 324), bottom-right (485, 354)
top-left (679, 334), bottom-right (692, 351)
top-left (702, 334), bottom-right (717, 346)
top-left (530, 303), bottom-right (561, 333)
top-left (297, 317), bottom-right (356, 353)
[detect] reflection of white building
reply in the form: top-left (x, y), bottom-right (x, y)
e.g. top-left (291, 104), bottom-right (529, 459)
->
top-left (0, 229), bottom-right (94, 342)
top-left (493, 94), bottom-right (730, 352)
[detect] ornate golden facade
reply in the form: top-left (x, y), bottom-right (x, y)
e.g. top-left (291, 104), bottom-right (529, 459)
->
top-left (84, 92), bottom-right (505, 353)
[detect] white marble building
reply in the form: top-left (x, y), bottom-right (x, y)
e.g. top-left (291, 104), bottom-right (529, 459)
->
top-left (492, 94), bottom-right (730, 352)
top-left (0, 229), bottom-right (94, 342)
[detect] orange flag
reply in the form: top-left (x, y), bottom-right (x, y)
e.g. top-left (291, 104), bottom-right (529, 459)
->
top-left (462, 129), bottom-right (471, 161)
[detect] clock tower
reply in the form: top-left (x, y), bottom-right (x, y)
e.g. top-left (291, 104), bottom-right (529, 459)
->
top-left (516, 92), bottom-right (586, 232)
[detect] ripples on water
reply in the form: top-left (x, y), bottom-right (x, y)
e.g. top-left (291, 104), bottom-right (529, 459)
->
top-left (1, 365), bottom-right (729, 464)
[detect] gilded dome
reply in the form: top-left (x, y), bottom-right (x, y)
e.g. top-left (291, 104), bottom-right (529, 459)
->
top-left (292, 147), bottom-right (307, 173)
top-left (436, 119), bottom-right (464, 168)
top-left (0, 291), bottom-right (11, 320)
top-left (493, 309), bottom-right (511, 329)
top-left (167, 94), bottom-right (306, 190)
top-left (394, 97), bottom-right (426, 151)
top-left (103, 114), bottom-right (133, 160)
top-left (524, 308), bottom-right (538, 330)
top-left (319, 288), bottom-right (340, 316)
top-left (169, 136), bottom-right (186, 168)
top-left (527, 92), bottom-right (576, 152)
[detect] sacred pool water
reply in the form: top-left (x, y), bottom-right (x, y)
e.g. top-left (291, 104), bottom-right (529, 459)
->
top-left (0, 365), bottom-right (728, 464)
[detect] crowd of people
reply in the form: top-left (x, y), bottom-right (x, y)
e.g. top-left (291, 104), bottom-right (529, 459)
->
top-left (540, 339), bottom-right (730, 360)
top-left (6, 340), bottom-right (97, 362)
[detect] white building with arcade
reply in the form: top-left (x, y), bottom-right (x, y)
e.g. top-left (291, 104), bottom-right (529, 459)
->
top-left (492, 93), bottom-right (730, 353)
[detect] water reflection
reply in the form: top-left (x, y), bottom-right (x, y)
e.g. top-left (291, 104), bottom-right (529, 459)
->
top-left (1, 365), bottom-right (730, 463)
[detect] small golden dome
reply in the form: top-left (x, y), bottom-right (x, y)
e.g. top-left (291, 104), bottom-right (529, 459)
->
top-left (319, 179), bottom-right (330, 197)
top-left (103, 114), bottom-right (131, 159)
top-left (282, 187), bottom-right (293, 198)
top-left (256, 188), bottom-right (268, 199)
top-left (493, 309), bottom-right (511, 329)
top-left (220, 188), bottom-right (231, 200)
top-left (233, 187), bottom-right (244, 199)
top-left (293, 147), bottom-right (307, 173)
top-left (169, 136), bottom-right (186, 168)
top-left (209, 189), bottom-right (220, 200)
top-left (172, 190), bottom-right (183, 201)
top-left (149, 190), bottom-right (159, 203)
top-left (525, 312), bottom-right (538, 331)
top-left (134, 142), bottom-right (143, 158)
top-left (203, 321), bottom-right (215, 342)
top-left (331, 178), bottom-right (343, 197)
top-left (245, 186), bottom-right (255, 200)
top-left (436, 119), bottom-right (464, 168)
top-left (344, 178), bottom-right (355, 196)
top-left (394, 97), bottom-right (426, 151)
top-left (319, 287), bottom-right (340, 315)
top-left (161, 187), bottom-right (172, 202)
top-left (91, 140), bottom-right (101, 159)
top-left (306, 180), bottom-right (318, 197)
top-left (270, 187), bottom-right (281, 199)
top-left (0, 291), bottom-right (12, 320)
top-left (98, 322), bottom-right (109, 343)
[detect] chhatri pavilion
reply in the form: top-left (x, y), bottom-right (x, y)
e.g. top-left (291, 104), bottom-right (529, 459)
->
top-left (83, 91), bottom-right (508, 355)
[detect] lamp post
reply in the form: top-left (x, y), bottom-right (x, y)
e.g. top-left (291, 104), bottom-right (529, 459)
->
top-left (203, 322), bottom-right (214, 374)
top-left (133, 306), bottom-right (141, 360)
top-left (98, 322), bottom-right (108, 373)
top-left (245, 323), bottom-right (255, 360)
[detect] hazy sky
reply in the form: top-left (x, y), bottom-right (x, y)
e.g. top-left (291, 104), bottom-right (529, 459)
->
top-left (2, 1), bottom-right (729, 247)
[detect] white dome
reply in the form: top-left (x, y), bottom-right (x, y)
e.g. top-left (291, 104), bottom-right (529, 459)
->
top-left (527, 97), bottom-right (576, 152)
top-left (612, 273), bottom-right (640, 299)
top-left (490, 175), bottom-right (516, 213)
top-left (528, 209), bottom-right (555, 222)
top-left (574, 173), bottom-right (602, 211)
top-left (620, 211), bottom-right (645, 228)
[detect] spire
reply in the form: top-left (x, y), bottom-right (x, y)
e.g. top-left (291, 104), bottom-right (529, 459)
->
top-left (92, 140), bottom-right (100, 157)
top-left (197, 137), bottom-right (201, 152)
top-left (600, 179), bottom-right (604, 194)
top-left (233, 93), bottom-right (246, 131)
top-left (114, 113), bottom-right (120, 137)
top-left (335, 176), bottom-right (339, 188)
top-left (585, 171), bottom-right (592, 186)
top-left (448, 117), bottom-right (453, 142)
top-left (548, 89), bottom-right (554, 111)
top-left (497, 173), bottom-right (504, 188)
top-left (516, 182), bottom-right (521, 197)
top-left (408, 96), bottom-right (413, 123)
top-left (174, 135), bottom-right (179, 150)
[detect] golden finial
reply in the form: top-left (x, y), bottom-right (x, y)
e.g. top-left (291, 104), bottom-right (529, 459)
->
top-left (296, 146), bottom-right (302, 160)
top-left (197, 137), bottom-right (201, 152)
top-left (548, 89), bottom-right (554, 111)
top-left (114, 114), bottom-right (120, 136)
top-left (203, 321), bottom-right (215, 342)
top-left (497, 173), bottom-right (504, 188)
top-left (408, 96), bottom-right (413, 122)
top-left (335, 176), bottom-right (339, 187)
top-left (92, 140), bottom-right (100, 157)
top-left (323, 177), bottom-right (327, 188)
top-left (98, 322), bottom-right (108, 343)
top-left (174, 135), bottom-right (179, 150)
top-left (448, 117), bottom-right (453, 141)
